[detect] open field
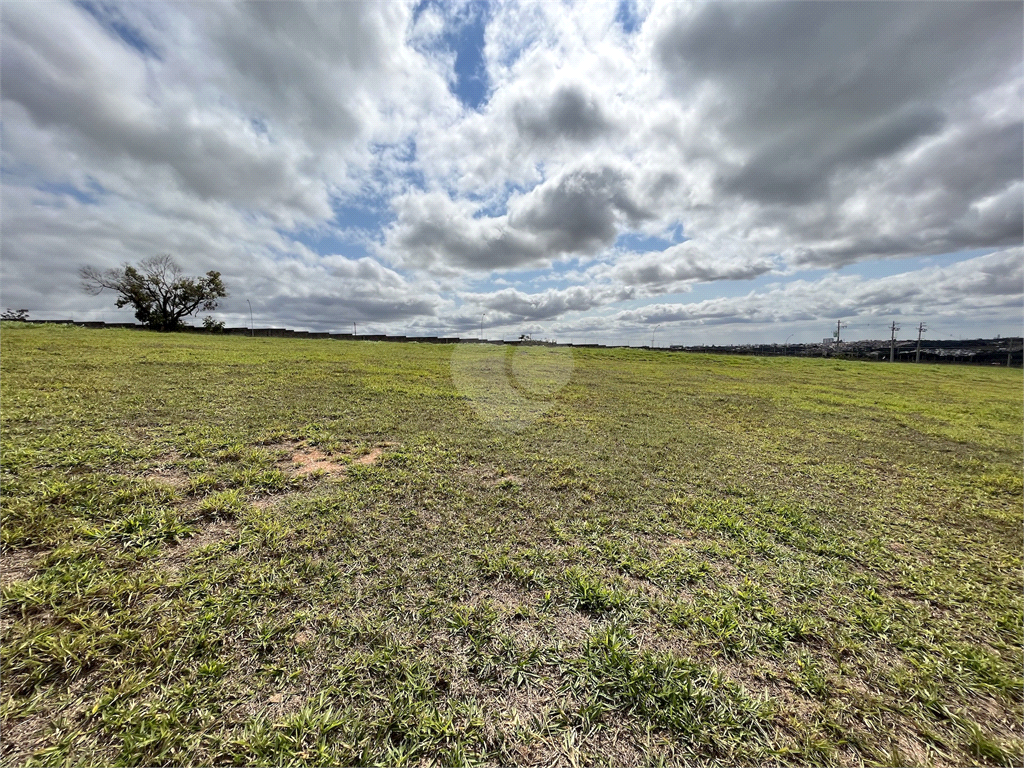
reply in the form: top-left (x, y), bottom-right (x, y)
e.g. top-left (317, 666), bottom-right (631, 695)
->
top-left (1, 323), bottom-right (1021, 767)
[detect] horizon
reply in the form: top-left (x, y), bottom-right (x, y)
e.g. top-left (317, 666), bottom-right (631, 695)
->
top-left (7, 316), bottom-right (1021, 351)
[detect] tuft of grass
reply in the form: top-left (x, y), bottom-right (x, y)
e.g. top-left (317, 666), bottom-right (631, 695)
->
top-left (195, 489), bottom-right (247, 520)
top-left (562, 566), bottom-right (631, 613)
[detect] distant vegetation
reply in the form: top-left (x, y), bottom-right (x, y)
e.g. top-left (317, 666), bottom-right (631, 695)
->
top-left (79, 255), bottom-right (227, 332)
top-left (1, 325), bottom-right (1021, 766)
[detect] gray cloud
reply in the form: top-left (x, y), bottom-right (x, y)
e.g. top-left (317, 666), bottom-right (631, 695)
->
top-left (657, 1), bottom-right (1020, 131)
top-left (513, 86), bottom-right (612, 143)
top-left (654, 0), bottom-right (1023, 256)
top-left (597, 242), bottom-right (777, 290)
top-left (383, 192), bottom-right (546, 271)
top-left (251, 289), bottom-right (439, 329)
top-left (1, 3), bottom-right (331, 221)
top-left (195, 2), bottom-right (405, 146)
top-left (510, 166), bottom-right (653, 251)
top-left (462, 285), bottom-right (629, 322)
top-left (386, 164), bottom-right (653, 270)
top-left (719, 105), bottom-right (947, 205)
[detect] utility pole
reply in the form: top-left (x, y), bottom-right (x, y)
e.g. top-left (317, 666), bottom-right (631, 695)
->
top-left (889, 321), bottom-right (900, 362)
top-left (353, 322), bottom-right (357, 337)
top-left (652, 324), bottom-right (660, 348)
top-left (915, 322), bottom-right (926, 363)
top-left (246, 299), bottom-right (253, 337)
top-left (832, 320), bottom-right (847, 353)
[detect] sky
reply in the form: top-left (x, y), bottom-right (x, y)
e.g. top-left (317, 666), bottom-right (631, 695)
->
top-left (2, 0), bottom-right (1022, 345)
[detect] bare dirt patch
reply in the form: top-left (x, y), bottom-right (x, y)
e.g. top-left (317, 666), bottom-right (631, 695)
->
top-left (547, 608), bottom-right (595, 646)
top-left (289, 446), bottom-right (348, 476)
top-left (353, 447), bottom-right (384, 466)
top-left (474, 582), bottom-right (537, 613)
top-left (890, 727), bottom-right (934, 767)
top-left (162, 521), bottom-right (236, 574)
top-left (142, 465), bottom-right (190, 490)
top-left (267, 440), bottom-right (389, 478)
top-left (140, 450), bottom-right (190, 490)
top-left (1, 550), bottom-right (40, 587)
top-left (252, 492), bottom-right (295, 510)
top-left (968, 693), bottom-right (1024, 735)
top-left (618, 571), bottom-right (667, 601)
top-left (0, 674), bottom-right (100, 767)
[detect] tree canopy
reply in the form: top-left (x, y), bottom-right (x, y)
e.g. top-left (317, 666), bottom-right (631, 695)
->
top-left (80, 256), bottom-right (227, 331)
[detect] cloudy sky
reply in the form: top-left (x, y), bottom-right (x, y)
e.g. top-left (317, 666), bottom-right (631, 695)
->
top-left (2, 0), bottom-right (1021, 345)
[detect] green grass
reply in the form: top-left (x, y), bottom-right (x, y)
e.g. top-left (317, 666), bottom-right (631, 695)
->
top-left (1, 323), bottom-right (1021, 766)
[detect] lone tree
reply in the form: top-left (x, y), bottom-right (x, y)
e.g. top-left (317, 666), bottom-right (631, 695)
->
top-left (80, 255), bottom-right (227, 331)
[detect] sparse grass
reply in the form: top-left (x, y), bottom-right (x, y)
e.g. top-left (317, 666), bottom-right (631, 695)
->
top-left (1, 324), bottom-right (1021, 766)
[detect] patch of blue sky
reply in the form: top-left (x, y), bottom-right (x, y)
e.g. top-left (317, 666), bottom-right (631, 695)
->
top-left (451, 10), bottom-right (488, 109)
top-left (614, 0), bottom-right (643, 34)
top-left (614, 232), bottom-right (675, 253)
top-left (249, 117), bottom-right (271, 138)
top-left (614, 221), bottom-right (686, 252)
top-left (74, 1), bottom-right (160, 59)
top-left (780, 247), bottom-right (1003, 284)
top-left (34, 180), bottom-right (103, 205)
top-left (413, 1), bottom-right (490, 110)
top-left (332, 201), bottom-right (392, 237)
top-left (283, 229), bottom-right (362, 259)
top-left (283, 197), bottom-right (394, 258)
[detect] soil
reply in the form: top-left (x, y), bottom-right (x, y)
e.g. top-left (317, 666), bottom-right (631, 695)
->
top-left (269, 441), bottom-right (387, 477)
top-left (1, 550), bottom-right (40, 587)
top-left (162, 521), bottom-right (237, 574)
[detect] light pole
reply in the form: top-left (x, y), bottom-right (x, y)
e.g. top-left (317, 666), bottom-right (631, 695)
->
top-left (651, 324), bottom-right (660, 348)
top-left (246, 299), bottom-right (253, 337)
top-left (785, 333), bottom-right (793, 356)
top-left (480, 313), bottom-right (485, 340)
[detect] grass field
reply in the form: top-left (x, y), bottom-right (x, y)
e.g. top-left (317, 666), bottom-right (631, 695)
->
top-left (1, 323), bottom-right (1021, 767)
